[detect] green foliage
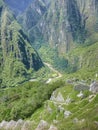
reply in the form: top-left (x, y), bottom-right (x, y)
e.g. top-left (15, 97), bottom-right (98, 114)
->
top-left (53, 56), bottom-right (68, 71)
top-left (0, 80), bottom-right (65, 121)
top-left (0, 6), bottom-right (44, 87)
top-left (63, 41), bottom-right (98, 81)
top-left (30, 83), bottom-right (98, 130)
top-left (39, 45), bottom-right (69, 72)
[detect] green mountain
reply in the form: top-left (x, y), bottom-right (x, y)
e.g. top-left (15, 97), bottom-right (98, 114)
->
top-left (16, 0), bottom-right (98, 51)
top-left (0, 0), bottom-right (98, 130)
top-left (13, 0), bottom-right (98, 73)
top-left (0, 0), bottom-right (43, 87)
top-left (17, 0), bottom-right (50, 49)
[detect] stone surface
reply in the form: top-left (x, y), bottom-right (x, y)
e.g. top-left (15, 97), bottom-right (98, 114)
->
top-left (56, 92), bottom-right (64, 102)
top-left (21, 121), bottom-right (32, 130)
top-left (73, 118), bottom-right (85, 124)
top-left (0, 120), bottom-right (34, 130)
top-left (77, 91), bottom-right (84, 98)
top-left (51, 92), bottom-right (64, 102)
top-left (0, 120), bottom-right (8, 129)
top-left (65, 96), bottom-right (72, 105)
top-left (48, 125), bottom-right (58, 130)
top-left (64, 111), bottom-right (72, 118)
top-left (35, 120), bottom-right (49, 130)
top-left (89, 81), bottom-right (98, 93)
top-left (6, 120), bottom-right (16, 129)
top-left (13, 119), bottom-right (24, 130)
top-left (74, 83), bottom-right (89, 91)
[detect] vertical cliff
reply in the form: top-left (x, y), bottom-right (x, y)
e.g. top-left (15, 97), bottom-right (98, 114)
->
top-left (4, 0), bottom-right (98, 54)
top-left (3, 0), bottom-right (98, 73)
top-left (17, 0), bottom-right (98, 54)
top-left (0, 2), bottom-right (43, 87)
top-left (17, 0), bottom-right (50, 49)
top-left (39, 0), bottom-right (98, 53)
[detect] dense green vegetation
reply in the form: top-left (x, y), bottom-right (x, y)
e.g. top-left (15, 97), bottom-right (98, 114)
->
top-left (39, 41), bottom-right (98, 77)
top-left (0, 2), bottom-right (44, 87)
top-left (0, 0), bottom-right (98, 130)
top-left (29, 83), bottom-right (98, 130)
top-left (39, 45), bottom-right (69, 72)
top-left (0, 80), bottom-right (64, 121)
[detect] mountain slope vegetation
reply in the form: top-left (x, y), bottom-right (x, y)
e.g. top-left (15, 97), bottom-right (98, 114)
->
top-left (0, 0), bottom-right (44, 87)
top-left (14, 0), bottom-right (98, 73)
top-left (0, 0), bottom-right (98, 130)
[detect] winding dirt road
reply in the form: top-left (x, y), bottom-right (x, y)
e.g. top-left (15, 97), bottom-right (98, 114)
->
top-left (44, 62), bottom-right (62, 78)
top-left (44, 62), bottom-right (62, 83)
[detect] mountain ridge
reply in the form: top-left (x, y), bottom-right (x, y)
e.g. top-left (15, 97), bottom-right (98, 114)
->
top-left (0, 0), bottom-right (43, 87)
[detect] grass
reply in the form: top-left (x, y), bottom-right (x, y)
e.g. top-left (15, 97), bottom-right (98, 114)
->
top-left (28, 82), bottom-right (98, 130)
top-left (0, 80), bottom-right (65, 122)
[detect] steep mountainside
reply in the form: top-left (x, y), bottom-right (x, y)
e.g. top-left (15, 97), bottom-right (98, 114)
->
top-left (30, 0), bottom-right (96, 74)
top-left (17, 0), bottom-right (50, 49)
top-left (0, 1), bottom-right (43, 87)
top-left (18, 0), bottom-right (50, 30)
top-left (4, 0), bottom-right (98, 51)
top-left (3, 0), bottom-right (98, 75)
top-left (15, 0), bottom-right (98, 53)
top-left (8, 0), bottom-right (97, 74)
top-left (0, 0), bottom-right (98, 130)
top-left (37, 0), bottom-right (98, 53)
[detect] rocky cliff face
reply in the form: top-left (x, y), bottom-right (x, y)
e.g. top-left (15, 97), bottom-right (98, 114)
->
top-left (3, 0), bottom-right (98, 72)
top-left (0, 1), bottom-right (43, 87)
top-left (4, 0), bottom-right (98, 52)
top-left (38, 0), bottom-right (98, 53)
top-left (15, 0), bottom-right (98, 54)
top-left (18, 0), bottom-right (49, 31)
top-left (17, 0), bottom-right (50, 49)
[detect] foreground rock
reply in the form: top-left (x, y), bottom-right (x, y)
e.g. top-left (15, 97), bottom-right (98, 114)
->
top-left (77, 91), bottom-right (84, 98)
top-left (21, 121), bottom-right (33, 130)
top-left (0, 120), bottom-right (8, 129)
top-left (0, 119), bottom-right (33, 130)
top-left (35, 120), bottom-right (49, 130)
top-left (48, 125), bottom-right (58, 130)
top-left (73, 118), bottom-right (85, 125)
top-left (64, 111), bottom-right (72, 118)
top-left (90, 81), bottom-right (98, 93)
top-left (65, 96), bottom-right (73, 105)
top-left (6, 120), bottom-right (16, 129)
top-left (50, 92), bottom-right (64, 102)
top-left (74, 83), bottom-right (89, 91)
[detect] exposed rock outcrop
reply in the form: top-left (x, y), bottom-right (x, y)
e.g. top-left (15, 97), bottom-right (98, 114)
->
top-left (50, 92), bottom-right (64, 102)
top-left (14, 0), bottom-right (98, 55)
top-left (48, 125), bottom-right (58, 130)
top-left (35, 120), bottom-right (49, 130)
top-left (0, 119), bottom-right (33, 130)
top-left (74, 83), bottom-right (89, 91)
top-left (64, 110), bottom-right (72, 118)
top-left (77, 91), bottom-right (84, 98)
top-left (90, 81), bottom-right (98, 93)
